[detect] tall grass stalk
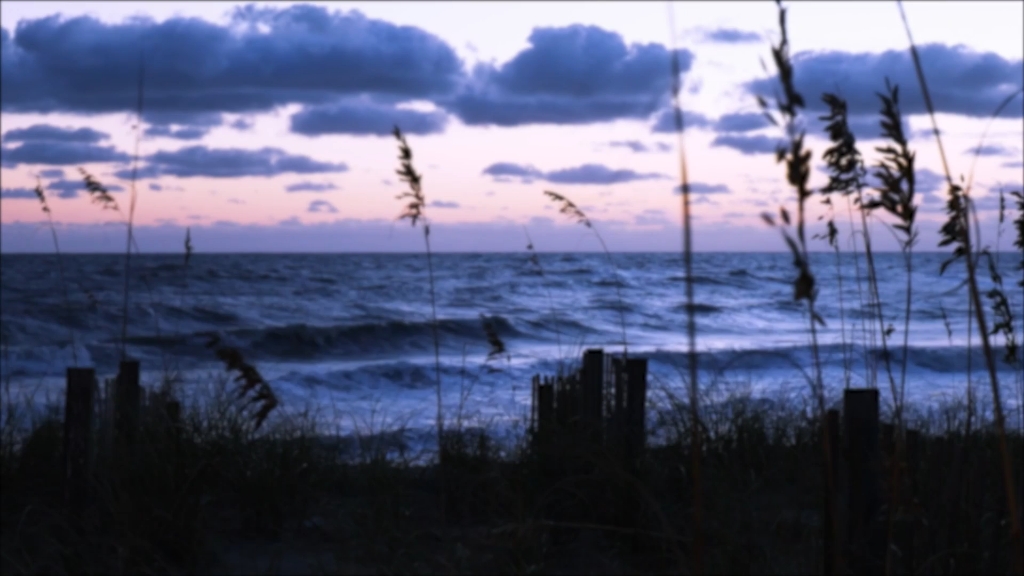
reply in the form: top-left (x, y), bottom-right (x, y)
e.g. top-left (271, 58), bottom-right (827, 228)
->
top-left (542, 190), bottom-right (629, 356)
top-left (819, 93), bottom-right (886, 391)
top-left (756, 0), bottom-right (826, 415)
top-left (814, 189), bottom-right (852, 387)
top-left (896, 2), bottom-right (1023, 573)
top-left (391, 125), bottom-right (446, 529)
top-left (81, 167), bottom-right (173, 378)
top-left (865, 79), bottom-right (919, 575)
top-left (120, 55), bottom-right (146, 361)
top-left (844, 197), bottom-right (873, 385)
top-left (869, 79), bottom-right (918, 428)
top-left (756, 2), bottom-right (838, 572)
top-left (667, 2), bottom-right (703, 573)
top-left (31, 179), bottom-right (78, 367)
top-left (522, 227), bottom-right (565, 374)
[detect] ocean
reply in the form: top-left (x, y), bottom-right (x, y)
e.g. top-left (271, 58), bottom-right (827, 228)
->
top-left (1, 251), bottom-right (1021, 441)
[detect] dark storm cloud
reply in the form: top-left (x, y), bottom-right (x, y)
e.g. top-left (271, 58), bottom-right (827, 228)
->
top-left (444, 25), bottom-right (693, 126)
top-left (1, 5), bottom-right (463, 116)
top-left (650, 107), bottom-right (713, 133)
top-left (745, 44), bottom-right (1024, 118)
top-left (112, 165), bottom-right (163, 180)
top-left (290, 100), bottom-right (448, 136)
top-left (546, 164), bottom-right (666, 185)
top-left (710, 134), bottom-right (784, 155)
top-left (307, 199), bottom-right (338, 213)
top-left (139, 146), bottom-right (349, 178)
top-left (285, 181), bottom-right (337, 192)
top-left (481, 163), bottom-right (545, 182)
top-left (702, 28), bottom-right (761, 43)
top-left (672, 182), bottom-right (732, 194)
top-left (144, 111), bottom-right (223, 127)
top-left (2, 124), bottom-right (109, 143)
top-left (0, 187), bottom-right (36, 199)
top-left (0, 142), bottom-right (131, 167)
top-left (483, 162), bottom-right (666, 185)
top-left (714, 112), bottom-right (770, 133)
top-left (44, 178), bottom-right (124, 199)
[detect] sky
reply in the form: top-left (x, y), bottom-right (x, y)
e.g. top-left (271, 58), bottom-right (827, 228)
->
top-left (1, 1), bottom-right (1022, 253)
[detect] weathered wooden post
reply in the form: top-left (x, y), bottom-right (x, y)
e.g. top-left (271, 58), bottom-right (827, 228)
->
top-left (843, 388), bottom-right (883, 574)
top-left (64, 367), bottom-right (95, 520)
top-left (536, 377), bottom-right (554, 442)
top-left (531, 375), bottom-right (539, 434)
top-left (899, 427), bottom-right (921, 575)
top-left (823, 408), bottom-right (842, 575)
top-left (114, 360), bottom-right (141, 468)
top-left (624, 358), bottom-right (648, 467)
top-left (610, 357), bottom-right (626, 465)
top-left (581, 349), bottom-right (605, 445)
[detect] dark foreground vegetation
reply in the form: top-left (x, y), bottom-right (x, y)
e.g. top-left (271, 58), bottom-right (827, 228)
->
top-left (2, 371), bottom-right (1022, 575)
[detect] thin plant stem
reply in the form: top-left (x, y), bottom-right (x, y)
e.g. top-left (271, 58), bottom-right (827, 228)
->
top-left (757, 3), bottom-right (838, 572)
top-left (542, 190), bottom-right (628, 356)
top-left (845, 198), bottom-right (872, 387)
top-left (668, 3), bottom-right (702, 574)
top-left (33, 180), bottom-right (78, 367)
top-left (120, 54), bottom-right (145, 362)
top-left (522, 227), bottom-right (564, 371)
top-left (392, 125), bottom-right (446, 532)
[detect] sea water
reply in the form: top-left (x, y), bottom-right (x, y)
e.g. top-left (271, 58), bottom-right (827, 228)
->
top-left (1, 251), bottom-right (1021, 445)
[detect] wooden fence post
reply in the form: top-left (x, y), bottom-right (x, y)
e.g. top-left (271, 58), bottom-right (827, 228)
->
top-left (537, 378), bottom-right (554, 441)
top-left (582, 349), bottom-right (605, 445)
top-left (114, 360), bottom-right (141, 467)
top-left (823, 408), bottom-right (842, 575)
top-left (624, 358), bottom-right (648, 468)
top-left (899, 427), bottom-right (921, 575)
top-left (531, 375), bottom-right (539, 434)
top-left (64, 367), bottom-right (95, 520)
top-left (843, 388), bottom-right (883, 574)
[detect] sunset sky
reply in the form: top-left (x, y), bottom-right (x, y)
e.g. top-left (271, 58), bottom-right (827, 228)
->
top-left (1, 1), bottom-right (1021, 252)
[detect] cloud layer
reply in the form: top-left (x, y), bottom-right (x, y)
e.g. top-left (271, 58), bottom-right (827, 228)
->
top-left (1, 7), bottom-right (463, 118)
top-left (746, 44), bottom-right (1024, 118)
top-left (138, 146), bottom-right (349, 178)
top-left (483, 162), bottom-right (667, 185)
top-left (445, 25), bottom-right (692, 126)
top-left (2, 9), bottom-right (694, 134)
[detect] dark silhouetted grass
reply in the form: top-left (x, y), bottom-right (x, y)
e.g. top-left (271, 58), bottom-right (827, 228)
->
top-left (2, 380), bottom-right (1022, 575)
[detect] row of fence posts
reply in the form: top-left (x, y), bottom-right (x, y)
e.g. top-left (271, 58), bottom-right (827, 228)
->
top-left (528, 356), bottom-right (927, 571)
top-left (59, 357), bottom-right (947, 571)
top-left (62, 360), bottom-right (181, 520)
top-left (529, 348), bottom-right (649, 542)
